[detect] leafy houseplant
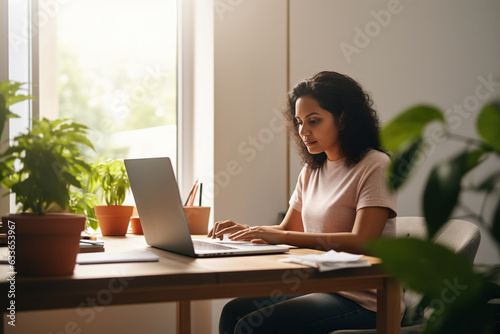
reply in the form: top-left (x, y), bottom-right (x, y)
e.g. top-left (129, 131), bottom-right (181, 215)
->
top-left (368, 101), bottom-right (500, 333)
top-left (91, 159), bottom-right (133, 236)
top-left (0, 81), bottom-right (94, 276)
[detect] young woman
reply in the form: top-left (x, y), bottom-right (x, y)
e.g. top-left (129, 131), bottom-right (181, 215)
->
top-left (208, 71), bottom-right (404, 333)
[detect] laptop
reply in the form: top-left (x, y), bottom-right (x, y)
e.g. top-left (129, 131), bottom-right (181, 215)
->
top-left (124, 157), bottom-right (289, 257)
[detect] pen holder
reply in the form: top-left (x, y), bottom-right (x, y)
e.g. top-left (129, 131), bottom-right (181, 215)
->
top-left (183, 206), bottom-right (211, 235)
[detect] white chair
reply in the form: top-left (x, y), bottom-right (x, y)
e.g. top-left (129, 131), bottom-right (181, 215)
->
top-left (328, 216), bottom-right (481, 334)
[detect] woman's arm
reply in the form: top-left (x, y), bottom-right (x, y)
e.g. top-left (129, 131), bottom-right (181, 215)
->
top-left (279, 205), bottom-right (305, 232)
top-left (229, 206), bottom-right (389, 254)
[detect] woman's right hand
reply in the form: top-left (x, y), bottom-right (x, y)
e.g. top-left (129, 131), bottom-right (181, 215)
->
top-left (207, 220), bottom-right (249, 240)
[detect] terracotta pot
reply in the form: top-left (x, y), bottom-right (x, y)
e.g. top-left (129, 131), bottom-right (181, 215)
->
top-left (130, 216), bottom-right (143, 235)
top-left (95, 205), bottom-right (133, 236)
top-left (183, 206), bottom-right (211, 234)
top-left (2, 213), bottom-right (85, 276)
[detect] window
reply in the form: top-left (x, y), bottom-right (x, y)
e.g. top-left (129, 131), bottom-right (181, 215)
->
top-left (8, 0), bottom-right (178, 160)
top-left (8, 0), bottom-right (31, 140)
top-left (6, 0), bottom-right (178, 208)
top-left (47, 0), bottom-right (177, 164)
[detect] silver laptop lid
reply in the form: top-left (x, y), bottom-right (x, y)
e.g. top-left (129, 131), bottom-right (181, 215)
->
top-left (124, 157), bottom-right (196, 256)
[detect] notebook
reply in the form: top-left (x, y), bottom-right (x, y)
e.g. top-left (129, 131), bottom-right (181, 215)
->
top-left (124, 157), bottom-right (289, 257)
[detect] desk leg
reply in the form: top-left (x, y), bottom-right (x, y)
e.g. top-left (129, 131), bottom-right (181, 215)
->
top-left (177, 301), bottom-right (191, 334)
top-left (377, 277), bottom-right (401, 334)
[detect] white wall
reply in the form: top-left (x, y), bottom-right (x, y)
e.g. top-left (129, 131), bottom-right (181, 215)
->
top-left (288, 0), bottom-right (500, 265)
top-left (213, 0), bottom-right (288, 226)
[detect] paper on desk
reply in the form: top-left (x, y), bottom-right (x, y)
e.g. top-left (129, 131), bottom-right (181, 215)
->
top-left (77, 250), bottom-right (159, 265)
top-left (279, 250), bottom-right (371, 272)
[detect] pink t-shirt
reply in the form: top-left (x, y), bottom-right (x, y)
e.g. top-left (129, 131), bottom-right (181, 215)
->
top-left (289, 149), bottom-right (405, 317)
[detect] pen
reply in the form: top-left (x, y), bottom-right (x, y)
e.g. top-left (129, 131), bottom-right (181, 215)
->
top-left (184, 179), bottom-right (198, 206)
top-left (188, 182), bottom-right (199, 206)
top-left (198, 183), bottom-right (203, 206)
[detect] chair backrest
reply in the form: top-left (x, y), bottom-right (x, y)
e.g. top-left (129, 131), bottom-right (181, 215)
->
top-left (395, 216), bottom-right (481, 262)
top-left (395, 216), bottom-right (428, 239)
top-left (432, 219), bottom-right (481, 262)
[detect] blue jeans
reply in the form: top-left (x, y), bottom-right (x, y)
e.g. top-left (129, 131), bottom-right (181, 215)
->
top-left (219, 293), bottom-right (377, 334)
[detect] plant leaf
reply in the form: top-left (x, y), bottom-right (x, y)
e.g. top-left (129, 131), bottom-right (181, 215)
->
top-left (1, 116), bottom-right (93, 214)
top-left (386, 137), bottom-right (423, 191)
top-left (423, 149), bottom-right (484, 238)
top-left (369, 238), bottom-right (492, 334)
top-left (369, 238), bottom-right (481, 296)
top-left (477, 101), bottom-right (500, 151)
top-left (421, 288), bottom-right (495, 334)
top-left (8, 93), bottom-right (32, 107)
top-left (381, 105), bottom-right (445, 153)
top-left (92, 159), bottom-right (130, 205)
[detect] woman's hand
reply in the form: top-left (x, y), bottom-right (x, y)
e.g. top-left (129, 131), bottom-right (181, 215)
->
top-left (228, 225), bottom-right (284, 245)
top-left (207, 220), bottom-right (250, 240)
top-left (208, 221), bottom-right (284, 244)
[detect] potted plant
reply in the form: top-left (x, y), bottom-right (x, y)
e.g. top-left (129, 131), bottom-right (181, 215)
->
top-left (91, 159), bottom-right (133, 236)
top-left (368, 101), bottom-right (500, 333)
top-left (0, 81), bottom-right (94, 276)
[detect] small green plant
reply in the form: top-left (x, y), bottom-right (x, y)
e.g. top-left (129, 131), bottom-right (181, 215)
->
top-left (0, 118), bottom-right (94, 215)
top-left (70, 189), bottom-right (99, 231)
top-left (368, 101), bottom-right (500, 333)
top-left (0, 81), bottom-right (94, 216)
top-left (90, 159), bottom-right (130, 206)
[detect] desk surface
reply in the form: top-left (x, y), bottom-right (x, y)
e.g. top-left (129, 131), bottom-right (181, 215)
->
top-left (0, 235), bottom-right (400, 334)
top-left (1, 235), bottom-right (383, 308)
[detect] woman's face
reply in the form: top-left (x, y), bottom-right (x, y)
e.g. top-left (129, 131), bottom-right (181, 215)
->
top-left (295, 95), bottom-right (342, 161)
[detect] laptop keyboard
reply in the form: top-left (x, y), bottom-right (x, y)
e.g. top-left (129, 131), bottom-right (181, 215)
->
top-left (192, 239), bottom-right (237, 251)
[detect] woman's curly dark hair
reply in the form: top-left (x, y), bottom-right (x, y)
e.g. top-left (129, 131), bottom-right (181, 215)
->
top-left (284, 71), bottom-right (384, 168)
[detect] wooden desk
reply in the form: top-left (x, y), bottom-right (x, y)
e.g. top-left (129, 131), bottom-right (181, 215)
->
top-left (0, 235), bottom-right (400, 334)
